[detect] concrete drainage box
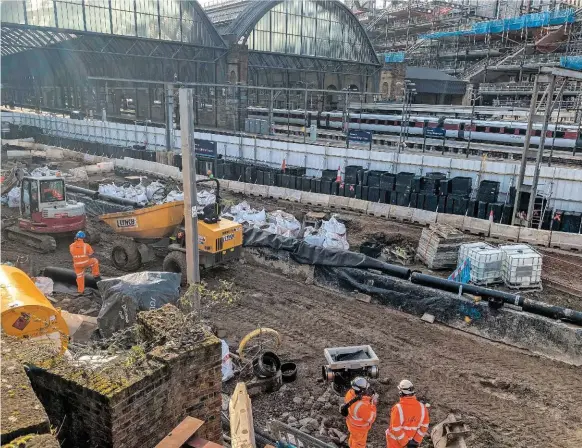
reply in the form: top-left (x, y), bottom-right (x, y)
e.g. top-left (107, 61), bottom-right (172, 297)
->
top-left (323, 345), bottom-right (379, 371)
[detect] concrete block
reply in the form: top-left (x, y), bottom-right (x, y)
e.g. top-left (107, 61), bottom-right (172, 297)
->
top-left (245, 183), bottom-right (269, 197)
top-left (228, 181), bottom-right (245, 194)
top-left (283, 188), bottom-right (302, 202)
top-left (411, 209), bottom-right (437, 226)
top-left (348, 198), bottom-right (369, 213)
top-left (462, 216), bottom-right (491, 237)
top-left (390, 205), bottom-right (414, 222)
top-left (518, 227), bottom-right (550, 247)
top-left (301, 192), bottom-right (330, 207)
top-left (437, 213), bottom-right (465, 230)
top-left (549, 231), bottom-right (582, 251)
top-left (329, 195), bottom-right (351, 209)
top-left (489, 222), bottom-right (520, 241)
top-left (367, 203), bottom-right (391, 217)
top-left (268, 186), bottom-right (286, 199)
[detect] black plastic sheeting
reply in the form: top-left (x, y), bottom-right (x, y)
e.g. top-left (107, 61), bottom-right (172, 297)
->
top-left (243, 228), bottom-right (411, 279)
top-left (316, 266), bottom-right (582, 364)
top-left (97, 271), bottom-right (181, 338)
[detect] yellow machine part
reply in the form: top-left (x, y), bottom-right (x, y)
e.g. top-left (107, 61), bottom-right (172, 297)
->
top-left (0, 266), bottom-right (69, 352)
top-left (198, 219), bottom-right (243, 254)
top-left (100, 201), bottom-right (185, 239)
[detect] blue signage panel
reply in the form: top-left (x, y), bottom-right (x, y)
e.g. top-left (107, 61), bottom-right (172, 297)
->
top-left (348, 130), bottom-right (373, 143)
top-left (194, 139), bottom-right (217, 158)
top-left (425, 127), bottom-right (446, 138)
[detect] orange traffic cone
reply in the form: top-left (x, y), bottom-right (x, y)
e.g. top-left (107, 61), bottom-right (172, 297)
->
top-left (336, 165), bottom-right (342, 183)
top-left (281, 159), bottom-right (287, 173)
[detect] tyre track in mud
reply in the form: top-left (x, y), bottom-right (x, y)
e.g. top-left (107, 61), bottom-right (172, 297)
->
top-left (209, 265), bottom-right (582, 448)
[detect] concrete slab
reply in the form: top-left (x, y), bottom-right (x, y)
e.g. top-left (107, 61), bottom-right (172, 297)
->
top-left (489, 222), bottom-right (520, 241)
top-left (329, 196), bottom-right (351, 210)
top-left (267, 186), bottom-right (286, 199)
top-left (549, 231), bottom-right (582, 251)
top-left (301, 192), bottom-right (330, 207)
top-left (462, 216), bottom-right (491, 237)
top-left (518, 227), bottom-right (550, 247)
top-left (283, 188), bottom-right (302, 202)
top-left (437, 213), bottom-right (465, 230)
top-left (348, 198), bottom-right (369, 213)
top-left (411, 209), bottom-right (437, 226)
top-left (228, 181), bottom-right (245, 194)
top-left (245, 184), bottom-right (269, 197)
top-left (389, 205), bottom-right (414, 222)
top-left (367, 203), bottom-right (391, 217)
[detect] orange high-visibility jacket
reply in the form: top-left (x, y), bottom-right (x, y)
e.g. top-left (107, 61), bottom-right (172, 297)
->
top-left (344, 389), bottom-right (377, 432)
top-left (386, 396), bottom-right (429, 447)
top-left (69, 240), bottom-right (94, 266)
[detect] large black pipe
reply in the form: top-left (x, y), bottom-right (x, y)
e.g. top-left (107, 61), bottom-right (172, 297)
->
top-left (66, 185), bottom-right (142, 208)
top-left (410, 272), bottom-right (582, 325)
top-left (42, 267), bottom-right (99, 289)
top-left (97, 193), bottom-right (143, 208)
top-left (66, 184), bottom-right (98, 198)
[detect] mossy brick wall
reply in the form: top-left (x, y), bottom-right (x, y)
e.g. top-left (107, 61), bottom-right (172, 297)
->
top-left (0, 358), bottom-right (51, 445)
top-left (27, 335), bottom-right (222, 448)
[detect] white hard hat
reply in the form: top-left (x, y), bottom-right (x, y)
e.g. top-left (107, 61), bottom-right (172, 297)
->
top-left (398, 379), bottom-right (415, 395)
top-left (351, 377), bottom-right (370, 393)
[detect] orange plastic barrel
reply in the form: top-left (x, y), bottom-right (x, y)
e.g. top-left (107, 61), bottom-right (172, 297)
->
top-left (0, 266), bottom-right (69, 352)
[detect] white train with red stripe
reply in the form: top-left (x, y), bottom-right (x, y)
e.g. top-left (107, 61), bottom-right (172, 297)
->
top-left (247, 107), bottom-right (582, 150)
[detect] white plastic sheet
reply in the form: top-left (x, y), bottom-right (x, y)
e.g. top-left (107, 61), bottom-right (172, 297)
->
top-left (322, 215), bottom-right (349, 250)
top-left (7, 186), bottom-right (20, 208)
top-left (221, 339), bottom-right (234, 382)
top-left (30, 166), bottom-right (60, 177)
top-left (268, 210), bottom-right (301, 238)
top-left (34, 277), bottom-right (54, 296)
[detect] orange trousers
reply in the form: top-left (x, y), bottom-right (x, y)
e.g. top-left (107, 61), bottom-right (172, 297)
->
top-left (74, 258), bottom-right (100, 293)
top-left (348, 429), bottom-right (369, 448)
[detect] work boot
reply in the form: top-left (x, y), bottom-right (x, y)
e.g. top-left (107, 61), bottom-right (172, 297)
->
top-left (94, 276), bottom-right (102, 282)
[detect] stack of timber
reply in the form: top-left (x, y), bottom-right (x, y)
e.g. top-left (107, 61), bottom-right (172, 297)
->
top-left (416, 223), bottom-right (468, 270)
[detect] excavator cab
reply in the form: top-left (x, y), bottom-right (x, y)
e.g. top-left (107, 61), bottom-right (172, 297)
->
top-left (5, 176), bottom-right (89, 252)
top-left (20, 177), bottom-right (66, 219)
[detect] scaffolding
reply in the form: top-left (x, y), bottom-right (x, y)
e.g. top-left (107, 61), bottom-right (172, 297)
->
top-left (359, 0), bottom-right (582, 124)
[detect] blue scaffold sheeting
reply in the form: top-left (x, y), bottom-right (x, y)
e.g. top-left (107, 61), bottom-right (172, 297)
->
top-left (384, 51), bottom-right (405, 63)
top-left (561, 56), bottom-right (582, 71)
top-left (421, 8), bottom-right (575, 39)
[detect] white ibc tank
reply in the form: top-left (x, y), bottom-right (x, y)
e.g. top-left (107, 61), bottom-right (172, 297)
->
top-left (459, 242), bottom-right (503, 285)
top-left (500, 244), bottom-right (542, 288)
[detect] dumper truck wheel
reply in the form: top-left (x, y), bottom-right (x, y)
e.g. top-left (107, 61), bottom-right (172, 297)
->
top-left (162, 251), bottom-right (187, 286)
top-left (111, 239), bottom-right (141, 271)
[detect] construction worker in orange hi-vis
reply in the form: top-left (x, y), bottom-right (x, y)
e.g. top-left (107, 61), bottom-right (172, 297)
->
top-left (340, 377), bottom-right (378, 448)
top-left (386, 380), bottom-right (430, 448)
top-left (69, 231), bottom-right (101, 294)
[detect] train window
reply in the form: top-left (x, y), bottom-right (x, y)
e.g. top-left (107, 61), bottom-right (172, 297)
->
top-left (489, 127), bottom-right (501, 133)
top-left (517, 129), bottom-right (527, 135)
top-left (554, 131), bottom-right (565, 138)
top-left (534, 130), bottom-right (541, 136)
top-left (476, 126), bottom-right (486, 132)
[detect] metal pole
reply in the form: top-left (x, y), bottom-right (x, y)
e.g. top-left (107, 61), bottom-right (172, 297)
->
top-left (165, 84), bottom-right (174, 152)
top-left (178, 88), bottom-right (200, 303)
top-left (526, 74), bottom-right (556, 226)
top-left (398, 87), bottom-right (406, 154)
top-left (303, 85), bottom-right (308, 144)
top-left (467, 87), bottom-right (476, 157)
top-left (511, 76), bottom-right (540, 226)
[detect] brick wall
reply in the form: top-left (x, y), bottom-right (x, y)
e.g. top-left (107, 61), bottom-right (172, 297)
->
top-left (25, 306), bottom-right (222, 448)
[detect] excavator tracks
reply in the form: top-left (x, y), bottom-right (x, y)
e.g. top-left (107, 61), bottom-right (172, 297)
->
top-left (5, 226), bottom-right (57, 253)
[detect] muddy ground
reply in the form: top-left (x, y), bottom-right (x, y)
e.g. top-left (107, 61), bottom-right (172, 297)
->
top-left (2, 156), bottom-right (582, 448)
top-left (207, 264), bottom-right (582, 448)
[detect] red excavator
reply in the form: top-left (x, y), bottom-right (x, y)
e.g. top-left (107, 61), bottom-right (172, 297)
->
top-left (4, 175), bottom-right (95, 252)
